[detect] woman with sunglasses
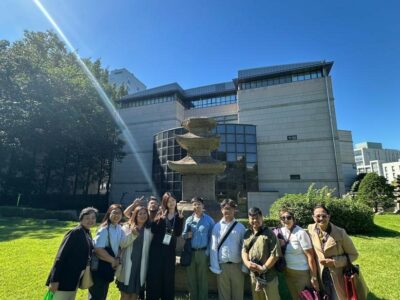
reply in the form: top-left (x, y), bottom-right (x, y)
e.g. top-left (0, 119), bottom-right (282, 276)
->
top-left (307, 205), bottom-right (359, 300)
top-left (277, 209), bottom-right (319, 299)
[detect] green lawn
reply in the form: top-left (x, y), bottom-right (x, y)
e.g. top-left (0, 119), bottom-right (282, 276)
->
top-left (0, 215), bottom-right (399, 300)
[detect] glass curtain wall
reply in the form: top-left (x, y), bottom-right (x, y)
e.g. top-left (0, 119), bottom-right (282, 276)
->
top-left (152, 124), bottom-right (258, 201)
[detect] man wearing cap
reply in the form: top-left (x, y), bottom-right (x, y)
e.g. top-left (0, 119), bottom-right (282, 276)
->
top-left (182, 197), bottom-right (215, 300)
top-left (210, 199), bottom-right (246, 300)
top-left (242, 207), bottom-right (281, 300)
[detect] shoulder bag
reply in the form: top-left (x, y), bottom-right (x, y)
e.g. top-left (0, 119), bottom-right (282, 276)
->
top-left (343, 253), bottom-right (369, 300)
top-left (93, 225), bottom-right (117, 282)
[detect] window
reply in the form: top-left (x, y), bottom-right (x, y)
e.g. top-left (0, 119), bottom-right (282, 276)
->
top-left (290, 174), bottom-right (301, 180)
top-left (287, 135), bottom-right (297, 140)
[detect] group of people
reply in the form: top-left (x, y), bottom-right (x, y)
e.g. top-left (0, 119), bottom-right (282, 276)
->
top-left (46, 193), bottom-right (360, 300)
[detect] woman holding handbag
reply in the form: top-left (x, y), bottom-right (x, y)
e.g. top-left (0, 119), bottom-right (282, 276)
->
top-left (46, 207), bottom-right (98, 300)
top-left (276, 209), bottom-right (319, 299)
top-left (307, 205), bottom-right (360, 300)
top-left (89, 204), bottom-right (124, 300)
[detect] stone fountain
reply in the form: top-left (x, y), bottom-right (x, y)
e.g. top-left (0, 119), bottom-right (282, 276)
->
top-left (167, 117), bottom-right (225, 218)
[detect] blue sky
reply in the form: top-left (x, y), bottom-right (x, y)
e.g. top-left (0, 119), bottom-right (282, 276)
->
top-left (1, 0), bottom-right (399, 149)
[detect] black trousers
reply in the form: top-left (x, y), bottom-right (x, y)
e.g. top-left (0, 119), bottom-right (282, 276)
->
top-left (88, 272), bottom-right (110, 300)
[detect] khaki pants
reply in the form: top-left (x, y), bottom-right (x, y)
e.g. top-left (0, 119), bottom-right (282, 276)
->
top-left (284, 268), bottom-right (311, 300)
top-left (250, 276), bottom-right (280, 300)
top-left (53, 290), bottom-right (77, 300)
top-left (186, 250), bottom-right (208, 300)
top-left (217, 263), bottom-right (244, 300)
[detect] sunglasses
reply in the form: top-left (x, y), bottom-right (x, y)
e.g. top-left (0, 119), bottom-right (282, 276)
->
top-left (280, 215), bottom-right (293, 221)
top-left (314, 214), bottom-right (328, 219)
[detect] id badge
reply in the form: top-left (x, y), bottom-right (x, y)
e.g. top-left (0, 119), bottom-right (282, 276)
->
top-left (163, 233), bottom-right (172, 245)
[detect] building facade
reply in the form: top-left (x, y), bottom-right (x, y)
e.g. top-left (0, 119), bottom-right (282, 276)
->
top-left (354, 142), bottom-right (400, 174)
top-left (109, 68), bottom-right (146, 95)
top-left (110, 61), bottom-right (355, 212)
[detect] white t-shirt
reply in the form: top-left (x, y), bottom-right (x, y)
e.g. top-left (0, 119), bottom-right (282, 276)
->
top-left (281, 225), bottom-right (312, 271)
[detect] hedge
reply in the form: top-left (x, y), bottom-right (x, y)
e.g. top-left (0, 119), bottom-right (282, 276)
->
top-left (269, 186), bottom-right (375, 234)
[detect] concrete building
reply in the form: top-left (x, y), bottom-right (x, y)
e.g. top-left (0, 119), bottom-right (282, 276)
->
top-left (109, 68), bottom-right (146, 95)
top-left (110, 61), bottom-right (355, 213)
top-left (382, 160), bottom-right (400, 184)
top-left (354, 142), bottom-right (400, 174)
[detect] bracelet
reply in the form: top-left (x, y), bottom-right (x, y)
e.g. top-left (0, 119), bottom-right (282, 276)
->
top-left (311, 276), bottom-right (318, 281)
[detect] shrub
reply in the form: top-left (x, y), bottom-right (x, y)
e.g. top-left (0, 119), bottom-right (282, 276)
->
top-left (269, 185), bottom-right (375, 234)
top-left (238, 217), bottom-right (280, 229)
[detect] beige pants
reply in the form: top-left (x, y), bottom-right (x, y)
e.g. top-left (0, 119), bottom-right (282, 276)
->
top-left (217, 263), bottom-right (245, 300)
top-left (284, 268), bottom-right (311, 300)
top-left (250, 276), bottom-right (280, 300)
top-left (53, 290), bottom-right (77, 300)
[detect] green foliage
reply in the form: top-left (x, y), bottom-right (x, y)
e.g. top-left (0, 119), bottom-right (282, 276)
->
top-left (237, 217), bottom-right (280, 229)
top-left (350, 173), bottom-right (367, 193)
top-left (0, 31), bottom-right (125, 201)
top-left (357, 173), bottom-right (394, 212)
top-left (270, 185), bottom-right (375, 234)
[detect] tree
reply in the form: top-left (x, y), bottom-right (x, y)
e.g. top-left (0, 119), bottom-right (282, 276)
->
top-left (0, 31), bottom-right (125, 206)
top-left (356, 173), bottom-right (394, 212)
top-left (350, 173), bottom-right (367, 193)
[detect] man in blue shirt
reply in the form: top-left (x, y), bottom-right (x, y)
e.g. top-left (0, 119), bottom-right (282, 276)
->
top-left (210, 199), bottom-right (246, 300)
top-left (182, 197), bottom-right (215, 300)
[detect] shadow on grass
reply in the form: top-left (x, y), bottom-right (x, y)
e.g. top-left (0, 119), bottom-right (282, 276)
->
top-left (355, 224), bottom-right (400, 239)
top-left (368, 291), bottom-right (389, 300)
top-left (0, 217), bottom-right (72, 242)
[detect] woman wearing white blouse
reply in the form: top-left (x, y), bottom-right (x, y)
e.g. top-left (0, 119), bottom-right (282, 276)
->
top-left (278, 209), bottom-right (319, 299)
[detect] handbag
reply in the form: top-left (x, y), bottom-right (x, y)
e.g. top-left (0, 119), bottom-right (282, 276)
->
top-left (299, 287), bottom-right (321, 300)
top-left (79, 265), bottom-right (94, 289)
top-left (43, 290), bottom-right (54, 300)
top-left (343, 254), bottom-right (369, 300)
top-left (272, 226), bottom-right (294, 272)
top-left (93, 226), bottom-right (117, 282)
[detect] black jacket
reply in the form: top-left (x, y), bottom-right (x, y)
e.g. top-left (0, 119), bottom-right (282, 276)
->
top-left (46, 225), bottom-right (93, 291)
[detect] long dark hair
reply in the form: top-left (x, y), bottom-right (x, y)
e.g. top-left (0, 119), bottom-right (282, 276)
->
top-left (100, 204), bottom-right (123, 227)
top-left (155, 192), bottom-right (178, 222)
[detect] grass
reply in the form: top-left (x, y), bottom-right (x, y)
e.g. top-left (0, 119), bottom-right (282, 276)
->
top-left (0, 215), bottom-right (399, 299)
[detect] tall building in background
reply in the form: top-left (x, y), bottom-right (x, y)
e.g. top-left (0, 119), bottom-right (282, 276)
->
top-left (110, 61), bottom-right (355, 213)
top-left (354, 142), bottom-right (400, 174)
top-left (109, 68), bottom-right (146, 94)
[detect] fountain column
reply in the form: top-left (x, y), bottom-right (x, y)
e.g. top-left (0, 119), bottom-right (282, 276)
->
top-left (167, 117), bottom-right (225, 216)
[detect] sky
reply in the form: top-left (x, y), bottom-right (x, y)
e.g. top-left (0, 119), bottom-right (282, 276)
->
top-left (1, 0), bottom-right (399, 149)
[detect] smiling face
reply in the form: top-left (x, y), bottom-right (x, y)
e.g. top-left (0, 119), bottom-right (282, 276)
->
top-left (280, 211), bottom-right (294, 229)
top-left (80, 212), bottom-right (97, 230)
top-left (136, 207), bottom-right (149, 225)
top-left (248, 213), bottom-right (263, 232)
top-left (221, 204), bottom-right (235, 222)
top-left (148, 199), bottom-right (159, 212)
top-left (167, 196), bottom-right (177, 211)
top-left (109, 208), bottom-right (123, 224)
top-left (313, 207), bottom-right (330, 228)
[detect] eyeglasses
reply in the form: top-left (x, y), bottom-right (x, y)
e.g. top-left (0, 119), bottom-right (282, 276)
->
top-left (280, 215), bottom-right (293, 221)
top-left (314, 214), bottom-right (328, 219)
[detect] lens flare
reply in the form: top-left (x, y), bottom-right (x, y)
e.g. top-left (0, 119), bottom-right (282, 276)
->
top-left (32, 0), bottom-right (156, 197)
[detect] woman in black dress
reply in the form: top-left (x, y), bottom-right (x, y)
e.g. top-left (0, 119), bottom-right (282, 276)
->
top-left (146, 192), bottom-right (184, 300)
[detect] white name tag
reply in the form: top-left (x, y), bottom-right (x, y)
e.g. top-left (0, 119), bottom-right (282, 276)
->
top-left (162, 233), bottom-right (172, 245)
